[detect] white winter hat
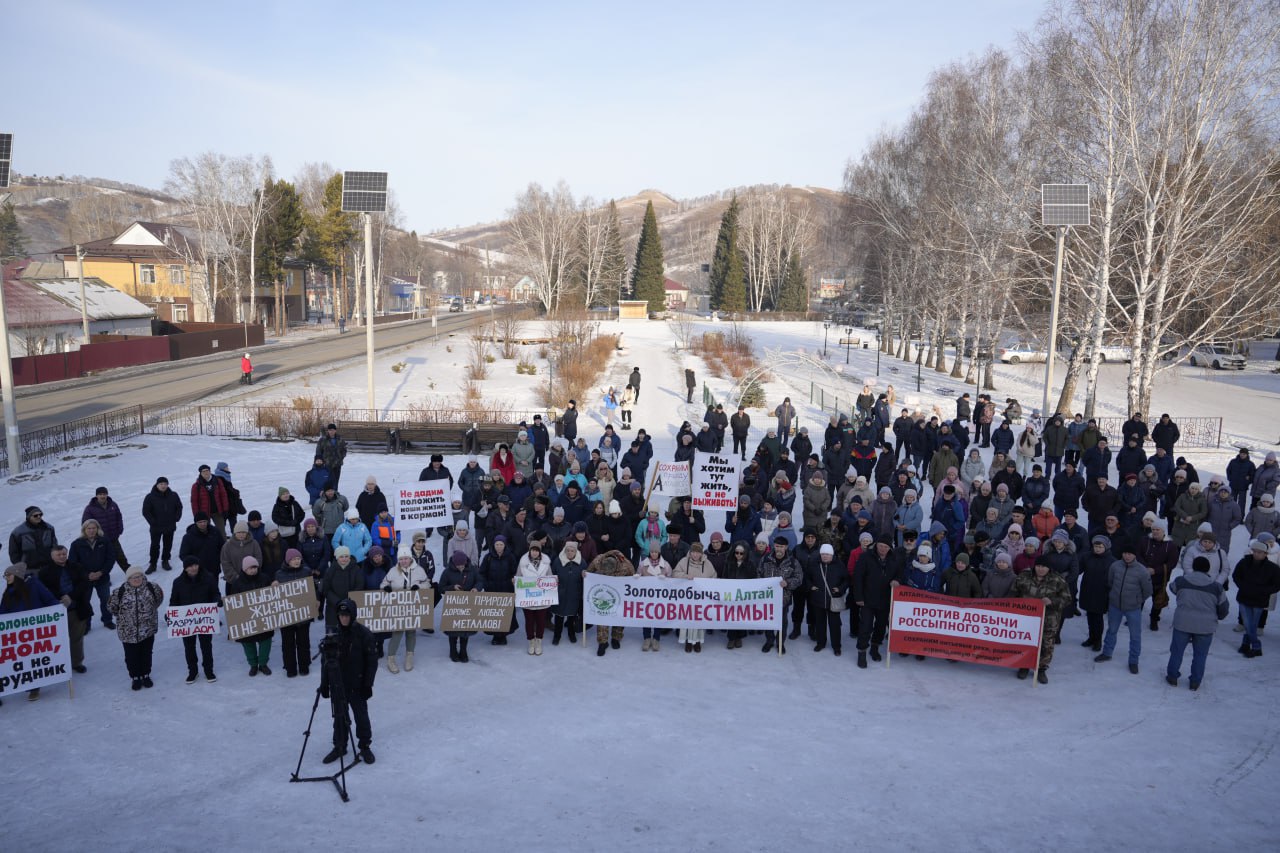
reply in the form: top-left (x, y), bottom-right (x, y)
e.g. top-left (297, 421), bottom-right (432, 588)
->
top-left (819, 544), bottom-right (834, 556)
top-left (397, 546), bottom-right (413, 560)
top-left (345, 508), bottom-right (360, 520)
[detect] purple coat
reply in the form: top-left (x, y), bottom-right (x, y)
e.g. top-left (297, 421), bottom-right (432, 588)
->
top-left (82, 497), bottom-right (125, 541)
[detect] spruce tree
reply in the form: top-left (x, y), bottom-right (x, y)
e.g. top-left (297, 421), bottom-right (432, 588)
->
top-left (630, 200), bottom-right (666, 312)
top-left (601, 200), bottom-right (627, 304)
top-left (777, 250), bottom-right (808, 312)
top-left (712, 198), bottom-right (747, 313)
top-left (0, 201), bottom-right (27, 261)
top-left (257, 179), bottom-right (304, 285)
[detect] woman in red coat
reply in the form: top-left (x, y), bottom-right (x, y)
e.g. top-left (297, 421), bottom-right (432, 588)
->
top-left (490, 443), bottom-right (516, 485)
top-left (240, 353), bottom-right (253, 385)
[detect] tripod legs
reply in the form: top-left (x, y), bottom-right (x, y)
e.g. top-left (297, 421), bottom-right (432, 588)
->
top-left (290, 688), bottom-right (360, 802)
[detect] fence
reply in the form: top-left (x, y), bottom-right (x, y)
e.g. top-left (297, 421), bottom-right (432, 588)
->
top-left (0, 404), bottom-right (545, 477)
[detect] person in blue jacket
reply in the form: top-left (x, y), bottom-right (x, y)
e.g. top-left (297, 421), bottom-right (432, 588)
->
top-left (332, 509), bottom-right (372, 563)
top-left (305, 457), bottom-right (331, 505)
top-left (2, 562), bottom-right (59, 702)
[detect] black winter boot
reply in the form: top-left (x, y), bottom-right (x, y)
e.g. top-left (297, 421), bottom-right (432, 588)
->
top-left (870, 646), bottom-right (882, 662)
top-left (567, 617), bottom-right (578, 644)
top-left (458, 638), bottom-right (470, 663)
top-left (857, 651), bottom-right (867, 669)
top-left (322, 746), bottom-right (346, 764)
top-left (449, 638), bottom-right (460, 662)
top-left (552, 617), bottom-right (563, 646)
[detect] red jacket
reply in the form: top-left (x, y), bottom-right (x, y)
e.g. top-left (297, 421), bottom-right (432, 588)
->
top-left (241, 355), bottom-right (252, 374)
top-left (490, 450), bottom-right (515, 484)
top-left (191, 475), bottom-right (230, 515)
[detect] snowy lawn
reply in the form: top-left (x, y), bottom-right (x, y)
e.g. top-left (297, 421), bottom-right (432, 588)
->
top-left (3, 318), bottom-right (1278, 850)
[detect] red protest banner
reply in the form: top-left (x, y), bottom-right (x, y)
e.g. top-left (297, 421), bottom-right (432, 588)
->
top-left (888, 587), bottom-right (1045, 670)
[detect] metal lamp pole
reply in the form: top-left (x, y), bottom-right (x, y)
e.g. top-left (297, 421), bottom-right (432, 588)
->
top-left (364, 212), bottom-right (375, 417)
top-left (845, 327), bottom-right (853, 365)
top-left (876, 327), bottom-right (881, 377)
top-left (76, 245), bottom-right (89, 341)
top-left (823, 321), bottom-right (830, 358)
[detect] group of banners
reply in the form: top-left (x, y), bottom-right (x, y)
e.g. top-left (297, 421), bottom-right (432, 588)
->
top-left (1, 579), bottom-right (1044, 700)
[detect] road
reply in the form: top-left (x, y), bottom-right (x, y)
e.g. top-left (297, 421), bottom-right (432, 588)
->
top-left (9, 310), bottom-right (498, 430)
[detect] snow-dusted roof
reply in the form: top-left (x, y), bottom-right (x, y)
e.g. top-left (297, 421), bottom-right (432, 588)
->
top-left (24, 278), bottom-right (155, 321)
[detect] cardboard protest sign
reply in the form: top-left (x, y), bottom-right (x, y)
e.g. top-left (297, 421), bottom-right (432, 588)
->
top-left (888, 587), bottom-right (1045, 669)
top-left (164, 603), bottom-right (221, 639)
top-left (438, 591), bottom-right (514, 633)
top-left (0, 605), bottom-right (72, 697)
top-left (514, 576), bottom-right (559, 609)
top-left (651, 460), bottom-right (692, 497)
top-left (223, 577), bottom-right (318, 641)
top-left (350, 589), bottom-right (435, 632)
top-left (582, 575), bottom-right (782, 630)
top-left (691, 451), bottom-right (743, 511)
top-left (396, 483), bottom-right (450, 527)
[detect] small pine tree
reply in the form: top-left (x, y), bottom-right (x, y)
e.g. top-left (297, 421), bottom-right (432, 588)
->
top-left (630, 200), bottom-right (666, 312)
top-left (0, 201), bottom-right (28, 261)
top-left (601, 200), bottom-right (628, 305)
top-left (777, 250), bottom-right (807, 312)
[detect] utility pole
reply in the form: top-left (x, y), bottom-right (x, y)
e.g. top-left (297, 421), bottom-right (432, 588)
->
top-left (76, 245), bottom-right (89, 341)
top-left (0, 134), bottom-right (21, 472)
top-left (364, 212), bottom-right (375, 415)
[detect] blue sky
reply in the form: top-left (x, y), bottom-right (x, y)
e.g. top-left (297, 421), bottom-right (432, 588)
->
top-left (7, 0), bottom-right (1045, 231)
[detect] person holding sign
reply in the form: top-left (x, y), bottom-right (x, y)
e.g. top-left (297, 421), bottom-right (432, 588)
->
top-left (169, 557), bottom-right (221, 684)
top-left (672, 543), bottom-right (717, 653)
top-left (107, 567), bottom-right (164, 691)
top-left (40, 546), bottom-right (92, 676)
top-left (441, 552), bottom-right (482, 663)
top-left (381, 548), bottom-right (430, 673)
top-left (517, 543), bottom-right (554, 655)
top-left (1, 562), bottom-right (59, 702)
top-left (275, 550), bottom-right (314, 678)
top-left (228, 557), bottom-right (274, 677)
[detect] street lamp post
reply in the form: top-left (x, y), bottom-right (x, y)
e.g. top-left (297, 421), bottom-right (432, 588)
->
top-left (844, 327), bottom-right (853, 365)
top-left (875, 326), bottom-right (881, 377)
top-left (822, 320), bottom-right (830, 358)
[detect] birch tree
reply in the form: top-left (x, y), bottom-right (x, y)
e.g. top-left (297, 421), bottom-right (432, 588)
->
top-left (506, 181), bottom-right (577, 313)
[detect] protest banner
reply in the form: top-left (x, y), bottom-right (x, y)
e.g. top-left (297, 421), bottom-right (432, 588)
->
top-left (582, 575), bottom-right (783, 630)
top-left (888, 587), bottom-right (1045, 669)
top-left (651, 460), bottom-right (692, 498)
top-left (0, 605), bottom-right (72, 697)
top-left (349, 589), bottom-right (435, 632)
top-left (396, 483), bottom-right (450, 527)
top-left (691, 451), bottom-right (743, 511)
top-left (164, 603), bottom-right (221, 639)
top-left (223, 577), bottom-right (318, 641)
top-left (514, 576), bottom-right (559, 609)
top-left (438, 591), bottom-right (515, 633)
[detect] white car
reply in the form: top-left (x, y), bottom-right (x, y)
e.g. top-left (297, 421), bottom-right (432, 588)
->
top-left (1188, 344), bottom-right (1246, 370)
top-left (998, 343), bottom-right (1049, 364)
top-left (1094, 344), bottom-right (1133, 363)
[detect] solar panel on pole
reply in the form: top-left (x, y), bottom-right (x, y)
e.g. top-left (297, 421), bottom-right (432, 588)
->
top-left (1041, 184), bottom-right (1089, 227)
top-left (0, 133), bottom-right (13, 188)
top-left (341, 171), bottom-right (388, 213)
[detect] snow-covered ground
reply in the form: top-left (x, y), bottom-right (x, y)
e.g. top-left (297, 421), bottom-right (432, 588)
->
top-left (4, 318), bottom-right (1278, 851)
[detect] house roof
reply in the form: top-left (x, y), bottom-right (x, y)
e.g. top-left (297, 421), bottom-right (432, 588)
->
top-left (3, 265), bottom-right (155, 322)
top-left (51, 221), bottom-right (199, 261)
top-left (663, 278), bottom-right (689, 292)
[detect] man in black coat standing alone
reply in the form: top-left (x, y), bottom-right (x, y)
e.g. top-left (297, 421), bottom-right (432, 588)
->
top-left (142, 476), bottom-right (184, 573)
top-left (320, 598), bottom-right (378, 765)
top-left (629, 367), bottom-right (642, 402)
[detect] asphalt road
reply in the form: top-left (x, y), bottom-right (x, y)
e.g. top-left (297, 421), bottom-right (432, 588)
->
top-left (9, 310), bottom-right (497, 430)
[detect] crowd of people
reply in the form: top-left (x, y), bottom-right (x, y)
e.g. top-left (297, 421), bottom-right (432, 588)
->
top-left (5, 391), bottom-right (1279, 707)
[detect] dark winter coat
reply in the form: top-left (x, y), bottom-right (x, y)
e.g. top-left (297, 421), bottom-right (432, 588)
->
top-left (305, 464), bottom-right (331, 505)
top-left (319, 611), bottom-right (378, 699)
top-left (757, 551), bottom-right (803, 604)
top-left (941, 565), bottom-right (983, 598)
top-left (354, 488), bottom-right (388, 528)
top-left (37, 558), bottom-right (94, 620)
top-left (178, 522), bottom-right (224, 578)
top-left (69, 535), bottom-right (115, 581)
top-left (9, 520), bottom-right (59, 571)
top-left (1078, 550), bottom-right (1114, 613)
top-left (1052, 470), bottom-right (1086, 512)
top-left (1011, 568), bottom-right (1072, 614)
top-left (1151, 420), bottom-right (1180, 454)
top-left (321, 560), bottom-right (366, 624)
top-left (806, 557), bottom-right (849, 610)
top-left (479, 548), bottom-right (518, 594)
top-left (312, 493), bottom-right (350, 536)
top-left (81, 497), bottom-right (125, 542)
top-left (1227, 456), bottom-right (1257, 496)
top-left (316, 434), bottom-right (348, 470)
top-left (169, 568), bottom-right (222, 607)
top-left (991, 425), bottom-right (1015, 455)
top-left (851, 548), bottom-right (901, 609)
top-left (270, 497), bottom-right (306, 535)
top-left (142, 486), bottom-right (184, 533)
top-left (1022, 475), bottom-right (1050, 510)
top-left (1042, 419), bottom-right (1069, 458)
top-left (1082, 446), bottom-right (1113, 482)
top-left (0, 575), bottom-right (58, 614)
top-left (1116, 444), bottom-right (1147, 480)
top-left (553, 554), bottom-right (585, 617)
top-left (1232, 555), bottom-right (1280, 609)
top-left (107, 580), bottom-right (164, 644)
top-left (297, 532), bottom-right (331, 578)
top-left (1082, 483), bottom-right (1123, 525)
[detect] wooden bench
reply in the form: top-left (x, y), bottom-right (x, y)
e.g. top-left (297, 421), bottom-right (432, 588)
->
top-left (394, 424), bottom-right (464, 454)
top-left (475, 424), bottom-right (521, 453)
top-left (336, 420), bottom-right (395, 453)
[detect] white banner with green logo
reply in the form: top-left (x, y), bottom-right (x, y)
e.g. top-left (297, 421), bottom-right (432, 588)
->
top-left (583, 575), bottom-right (783, 630)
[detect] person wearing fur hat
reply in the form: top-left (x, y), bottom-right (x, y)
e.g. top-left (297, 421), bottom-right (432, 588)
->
top-left (322, 546), bottom-right (365, 630)
top-left (378, 547), bottom-right (429, 673)
top-left (1012, 556), bottom-right (1073, 682)
top-left (107, 566), bottom-right (164, 690)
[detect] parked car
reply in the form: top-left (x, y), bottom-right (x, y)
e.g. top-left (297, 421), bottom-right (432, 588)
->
top-left (998, 342), bottom-right (1049, 364)
top-left (1188, 343), bottom-right (1246, 370)
top-left (1093, 344), bottom-right (1133, 363)
top-left (448, 300), bottom-right (463, 313)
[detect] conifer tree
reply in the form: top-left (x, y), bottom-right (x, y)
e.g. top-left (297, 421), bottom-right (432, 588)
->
top-left (0, 201), bottom-right (27, 261)
top-left (777, 250), bottom-right (808, 312)
top-left (709, 197), bottom-right (746, 312)
top-left (630, 200), bottom-right (666, 312)
top-left (601, 200), bottom-right (628, 303)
